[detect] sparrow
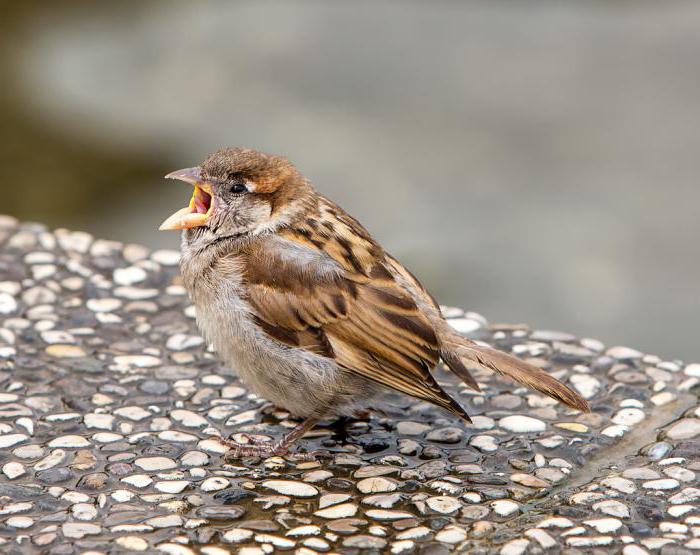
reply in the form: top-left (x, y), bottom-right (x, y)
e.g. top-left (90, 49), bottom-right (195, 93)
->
top-left (159, 147), bottom-right (589, 458)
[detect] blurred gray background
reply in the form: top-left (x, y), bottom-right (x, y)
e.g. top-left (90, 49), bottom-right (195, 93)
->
top-left (1, 1), bottom-right (698, 360)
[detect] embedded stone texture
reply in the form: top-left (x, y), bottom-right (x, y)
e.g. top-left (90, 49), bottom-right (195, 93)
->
top-left (0, 215), bottom-right (698, 553)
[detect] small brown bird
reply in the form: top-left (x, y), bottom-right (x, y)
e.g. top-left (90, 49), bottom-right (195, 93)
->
top-left (160, 147), bottom-right (589, 458)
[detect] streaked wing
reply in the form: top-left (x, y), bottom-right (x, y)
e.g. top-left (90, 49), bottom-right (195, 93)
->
top-left (240, 199), bottom-right (468, 419)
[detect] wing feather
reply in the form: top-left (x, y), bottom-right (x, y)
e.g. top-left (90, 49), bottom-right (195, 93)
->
top-left (240, 201), bottom-right (469, 420)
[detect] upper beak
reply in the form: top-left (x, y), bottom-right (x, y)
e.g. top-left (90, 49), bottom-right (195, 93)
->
top-left (165, 166), bottom-right (202, 185)
top-left (159, 166), bottom-right (215, 231)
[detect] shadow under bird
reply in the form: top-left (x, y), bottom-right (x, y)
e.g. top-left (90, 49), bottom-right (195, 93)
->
top-left (159, 147), bottom-right (589, 458)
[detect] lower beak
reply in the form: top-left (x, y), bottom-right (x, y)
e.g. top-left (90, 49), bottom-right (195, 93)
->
top-left (159, 167), bottom-right (215, 231)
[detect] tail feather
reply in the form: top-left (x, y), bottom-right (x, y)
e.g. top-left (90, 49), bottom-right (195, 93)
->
top-left (441, 337), bottom-right (590, 413)
top-left (440, 348), bottom-right (481, 392)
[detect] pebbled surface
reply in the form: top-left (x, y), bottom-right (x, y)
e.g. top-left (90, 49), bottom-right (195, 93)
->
top-left (0, 215), bottom-right (698, 554)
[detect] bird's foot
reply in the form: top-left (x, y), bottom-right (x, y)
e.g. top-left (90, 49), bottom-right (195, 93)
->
top-left (220, 437), bottom-right (322, 461)
top-left (221, 438), bottom-right (282, 460)
top-left (232, 432), bottom-right (271, 446)
top-left (221, 416), bottom-right (324, 461)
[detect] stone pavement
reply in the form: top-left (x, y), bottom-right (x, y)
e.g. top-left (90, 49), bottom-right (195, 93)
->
top-left (0, 215), bottom-right (698, 554)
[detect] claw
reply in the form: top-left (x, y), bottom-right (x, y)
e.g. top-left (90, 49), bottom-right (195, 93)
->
top-left (220, 416), bottom-right (324, 460)
top-left (220, 437), bottom-right (281, 460)
top-left (294, 449), bottom-right (332, 462)
top-left (219, 437), bottom-right (327, 462)
top-left (234, 432), bottom-right (272, 446)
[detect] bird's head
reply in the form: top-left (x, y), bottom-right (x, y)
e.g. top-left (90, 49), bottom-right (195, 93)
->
top-left (159, 147), bottom-right (311, 244)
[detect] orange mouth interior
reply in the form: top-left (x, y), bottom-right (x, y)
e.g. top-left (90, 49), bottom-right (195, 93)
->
top-left (191, 185), bottom-right (212, 214)
top-left (159, 183), bottom-right (214, 231)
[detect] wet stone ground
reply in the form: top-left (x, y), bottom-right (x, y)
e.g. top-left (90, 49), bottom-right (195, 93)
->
top-left (0, 216), bottom-right (698, 554)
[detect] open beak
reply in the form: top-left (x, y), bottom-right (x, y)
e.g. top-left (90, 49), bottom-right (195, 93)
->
top-left (159, 167), bottom-right (215, 231)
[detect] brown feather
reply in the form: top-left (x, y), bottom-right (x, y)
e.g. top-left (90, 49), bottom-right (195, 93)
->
top-left (442, 336), bottom-right (590, 413)
top-left (440, 348), bottom-right (482, 392)
top-left (239, 198), bottom-right (471, 421)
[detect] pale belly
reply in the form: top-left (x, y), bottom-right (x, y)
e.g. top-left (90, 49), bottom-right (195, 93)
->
top-left (192, 291), bottom-right (369, 418)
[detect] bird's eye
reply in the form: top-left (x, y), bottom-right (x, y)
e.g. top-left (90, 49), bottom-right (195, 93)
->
top-left (230, 183), bottom-right (247, 194)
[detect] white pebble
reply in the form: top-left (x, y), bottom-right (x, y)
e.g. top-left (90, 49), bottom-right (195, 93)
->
top-left (612, 408), bottom-right (645, 427)
top-left (435, 525), bottom-right (467, 544)
top-left (155, 480), bottom-right (189, 494)
top-left (2, 462), bottom-right (25, 480)
top-left (643, 478), bottom-right (680, 490)
top-left (48, 435), bottom-right (90, 448)
top-left (314, 503), bottom-right (358, 519)
top-left (263, 480), bottom-right (318, 498)
top-left (0, 293), bottom-right (18, 315)
top-left (499, 415), bottom-right (546, 433)
top-left (134, 457), bottom-right (177, 471)
top-left (113, 267), bottom-right (147, 286)
top-left (492, 499), bottom-right (520, 517)
top-left (201, 477), bottom-right (230, 492)
top-left (121, 474), bottom-right (153, 488)
top-left (86, 298), bottom-right (122, 313)
top-left (170, 409), bottom-right (209, 428)
top-left (0, 434), bottom-right (28, 448)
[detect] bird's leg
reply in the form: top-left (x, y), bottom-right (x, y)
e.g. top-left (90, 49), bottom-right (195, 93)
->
top-left (222, 416), bottom-right (321, 460)
top-left (275, 417), bottom-right (320, 452)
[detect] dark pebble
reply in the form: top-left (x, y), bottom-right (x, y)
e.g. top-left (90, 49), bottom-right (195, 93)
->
top-left (141, 444), bottom-right (184, 458)
top-left (627, 522), bottom-right (653, 537)
top-left (327, 478), bottom-right (354, 490)
top-left (38, 510), bottom-right (69, 523)
top-left (213, 488), bottom-right (256, 505)
top-left (140, 380), bottom-right (170, 394)
top-left (416, 460), bottom-right (448, 479)
top-left (46, 543), bottom-right (75, 555)
top-left (417, 542), bottom-right (452, 555)
top-left (421, 446), bottom-right (444, 459)
top-left (106, 463), bottom-right (132, 476)
top-left (197, 528), bottom-right (217, 544)
top-left (671, 440), bottom-right (700, 459)
top-left (428, 517), bottom-right (451, 530)
top-left (65, 359), bottom-right (104, 374)
top-left (36, 468), bottom-right (73, 484)
top-left (195, 505), bottom-right (246, 520)
top-left (100, 442), bottom-right (131, 453)
top-left (637, 505), bottom-right (663, 522)
top-left (235, 519), bottom-right (278, 531)
top-left (103, 511), bottom-right (149, 527)
top-left (472, 487), bottom-right (507, 500)
top-left (0, 484), bottom-right (43, 499)
top-left (77, 473), bottom-right (109, 490)
top-left (14, 357), bottom-right (46, 370)
top-left (321, 439), bottom-right (338, 448)
top-left (36, 498), bottom-right (69, 512)
top-left (448, 452), bottom-right (479, 464)
top-left (54, 377), bottom-right (95, 396)
top-left (326, 518), bottom-right (368, 534)
top-left (400, 480), bottom-right (422, 493)
top-left (554, 506), bottom-right (590, 519)
top-left (660, 546), bottom-right (693, 555)
top-left (356, 436), bottom-right (390, 454)
top-left (508, 459), bottom-right (530, 471)
top-left (465, 475), bottom-right (508, 486)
